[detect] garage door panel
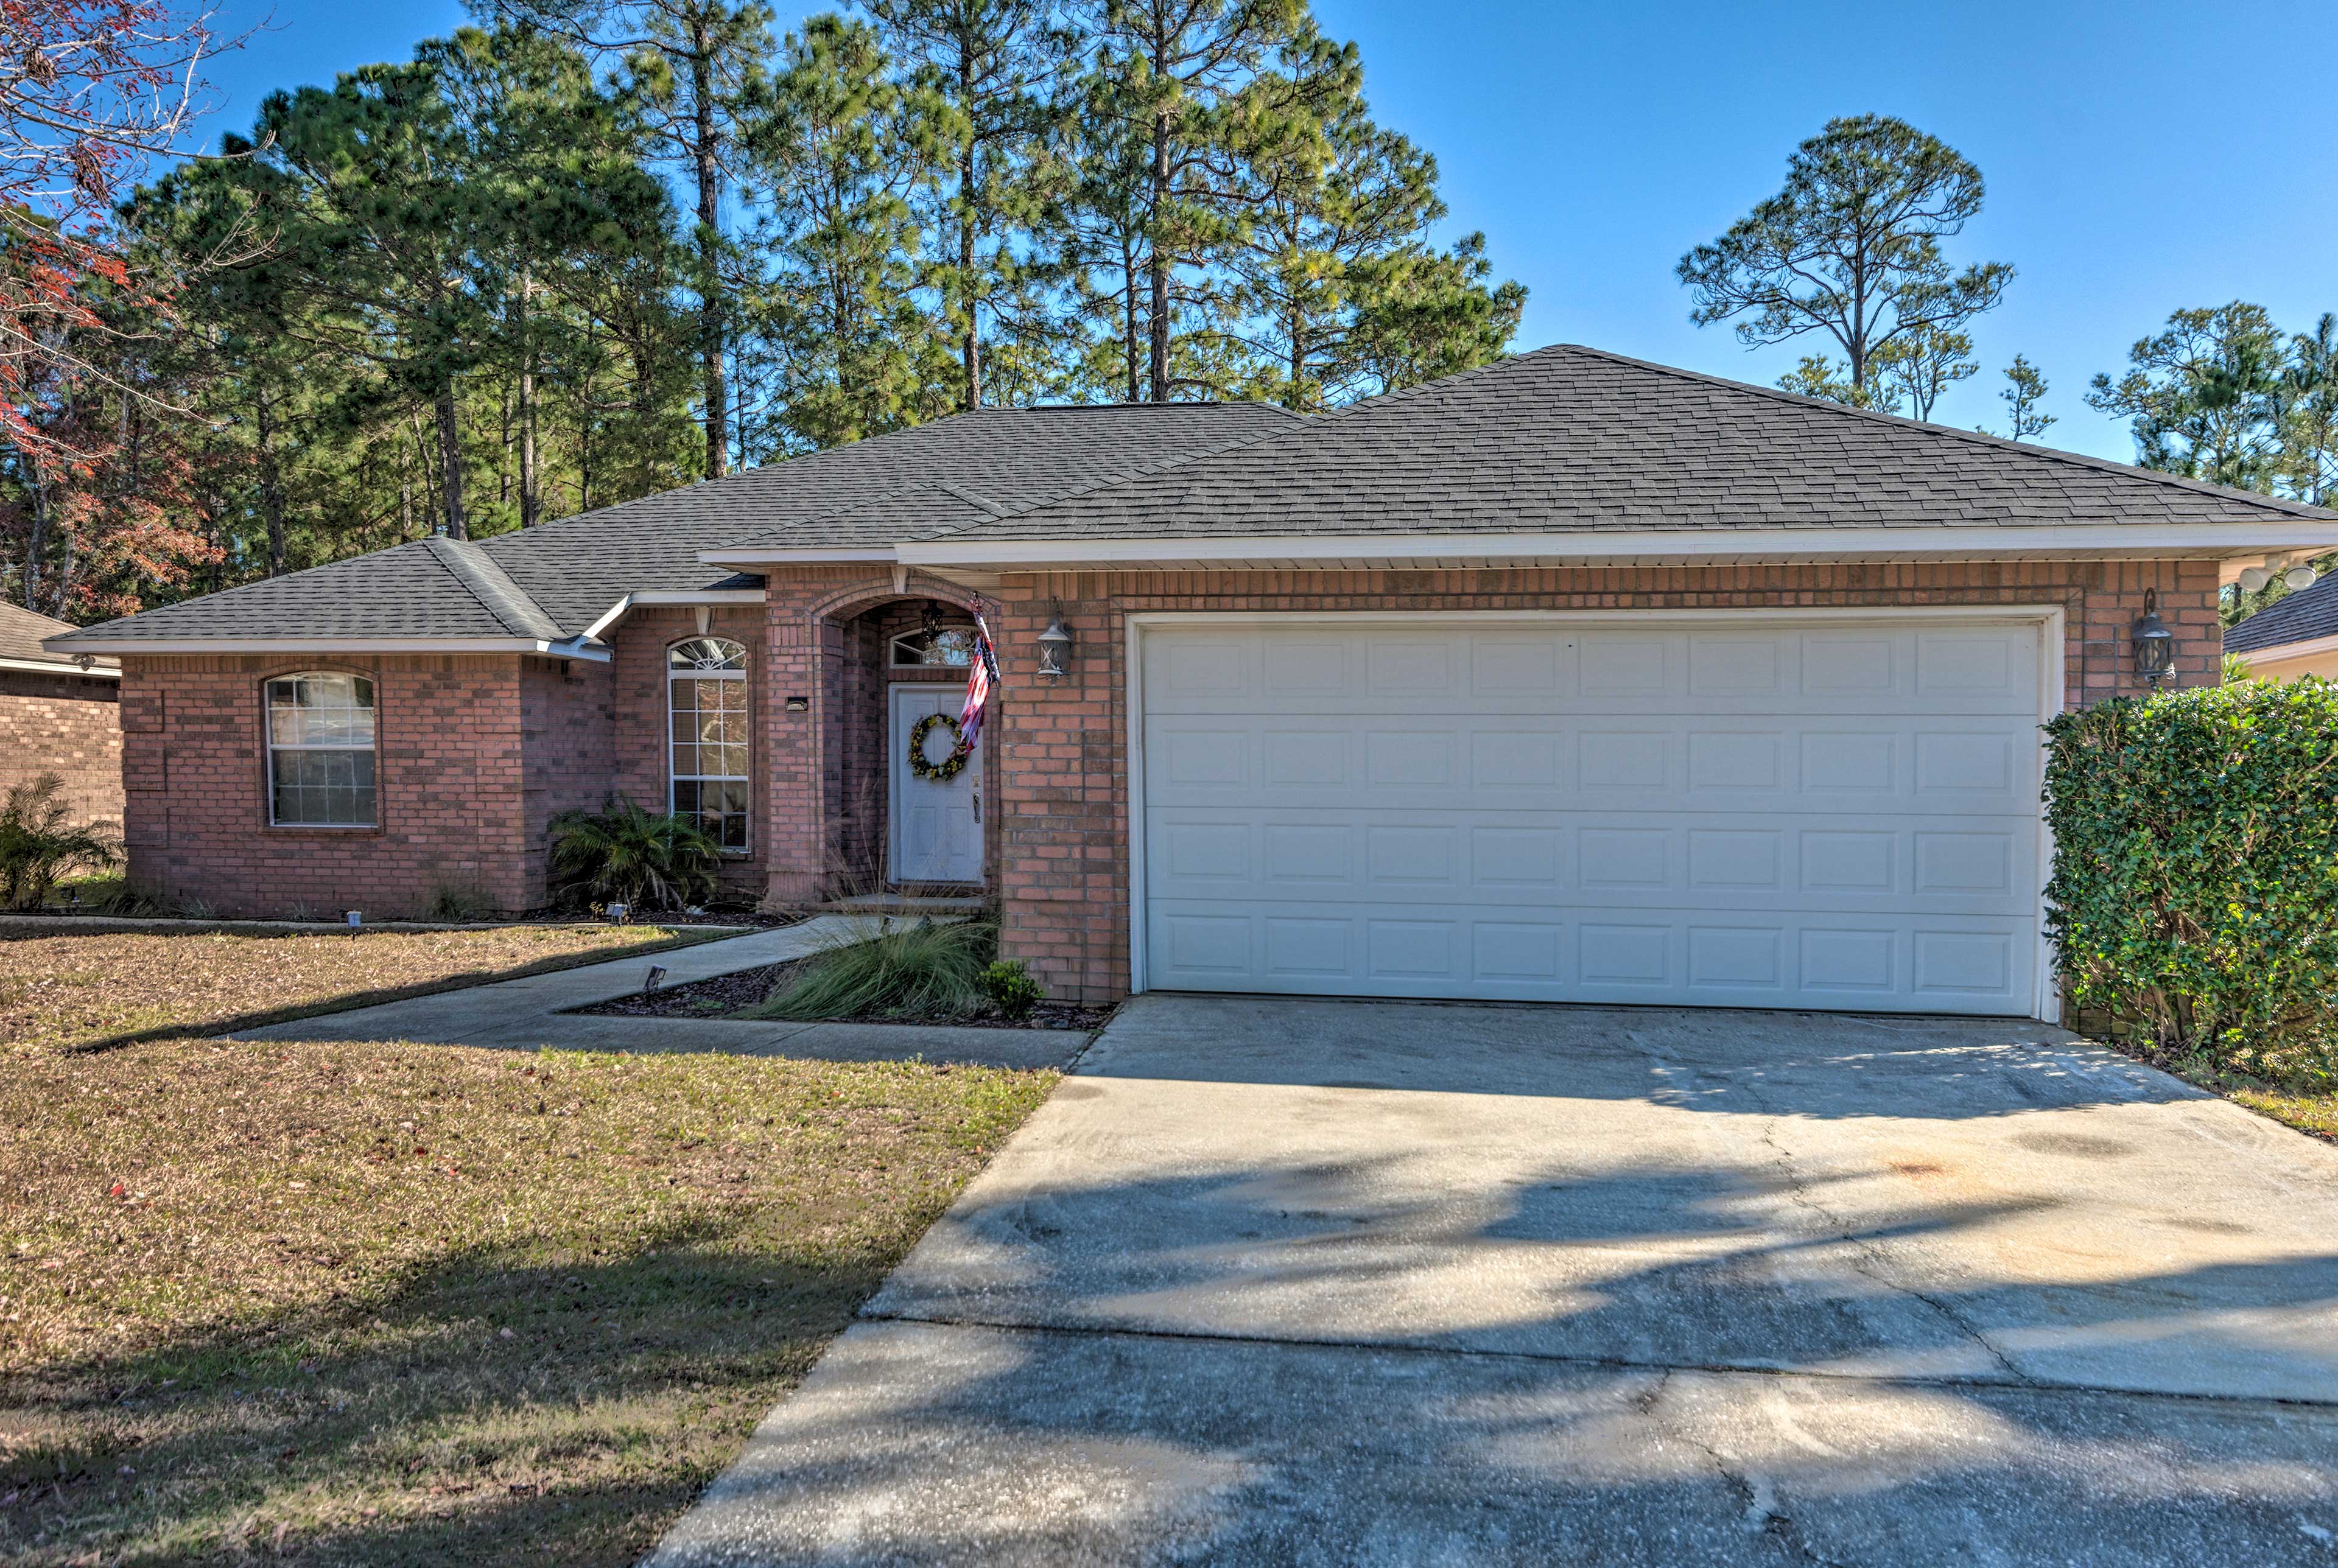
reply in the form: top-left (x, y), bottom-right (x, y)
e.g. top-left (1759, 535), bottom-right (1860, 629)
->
top-left (1145, 626), bottom-right (2040, 718)
top-left (1149, 808), bottom-right (2036, 919)
top-left (1146, 898), bottom-right (2034, 1010)
top-left (1141, 621), bottom-right (2044, 1016)
top-left (1147, 715), bottom-right (2038, 813)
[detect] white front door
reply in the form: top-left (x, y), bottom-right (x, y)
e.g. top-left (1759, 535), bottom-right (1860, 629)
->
top-left (1138, 616), bottom-right (2049, 1016)
top-left (891, 685), bottom-right (984, 884)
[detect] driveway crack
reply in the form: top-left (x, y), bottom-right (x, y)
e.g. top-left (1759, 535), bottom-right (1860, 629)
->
top-left (1753, 1115), bottom-right (2036, 1387)
top-left (1635, 1367), bottom-right (1854, 1567)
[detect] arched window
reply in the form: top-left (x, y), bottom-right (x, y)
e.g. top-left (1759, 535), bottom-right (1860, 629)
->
top-left (669, 637), bottom-right (749, 850)
top-left (266, 672), bottom-right (377, 826)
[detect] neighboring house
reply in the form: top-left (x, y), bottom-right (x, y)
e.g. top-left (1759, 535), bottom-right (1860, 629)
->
top-left (2225, 569), bottom-right (2338, 681)
top-left (1, 601), bottom-right (122, 827)
top-left (47, 345), bottom-right (2338, 1020)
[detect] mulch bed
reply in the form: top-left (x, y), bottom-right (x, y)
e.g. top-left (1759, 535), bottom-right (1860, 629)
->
top-left (577, 958), bottom-right (1115, 1032)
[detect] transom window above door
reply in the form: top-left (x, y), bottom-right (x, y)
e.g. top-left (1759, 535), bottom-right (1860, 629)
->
top-left (891, 628), bottom-right (974, 667)
top-left (669, 637), bottom-right (749, 851)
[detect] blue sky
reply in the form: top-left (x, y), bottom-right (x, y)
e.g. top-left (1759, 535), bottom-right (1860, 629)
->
top-left (196, 0), bottom-right (2338, 462)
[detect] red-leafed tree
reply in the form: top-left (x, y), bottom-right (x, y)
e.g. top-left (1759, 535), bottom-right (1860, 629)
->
top-left (0, 0), bottom-right (236, 615)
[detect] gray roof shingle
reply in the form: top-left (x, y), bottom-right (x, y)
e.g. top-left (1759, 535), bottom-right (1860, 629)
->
top-left (953, 346), bottom-right (2334, 542)
top-left (4, 602), bottom-right (115, 667)
top-left (49, 348), bottom-right (2337, 651)
top-left (2226, 569), bottom-right (2338, 654)
top-left (53, 402), bottom-right (1299, 646)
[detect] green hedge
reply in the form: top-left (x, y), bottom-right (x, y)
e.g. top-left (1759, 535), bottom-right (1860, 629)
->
top-left (2043, 677), bottom-right (2338, 1086)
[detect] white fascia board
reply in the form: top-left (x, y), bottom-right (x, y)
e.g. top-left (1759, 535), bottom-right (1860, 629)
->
top-left (581, 587), bottom-right (766, 641)
top-left (896, 522), bottom-right (2338, 570)
top-left (46, 637), bottom-right (613, 662)
top-left (2233, 629), bottom-right (2338, 665)
top-left (2, 654), bottom-right (120, 678)
top-left (698, 546), bottom-right (899, 567)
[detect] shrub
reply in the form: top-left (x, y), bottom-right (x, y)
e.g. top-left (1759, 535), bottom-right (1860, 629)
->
top-left (746, 919), bottom-right (996, 1021)
top-left (2043, 677), bottom-right (2338, 1087)
top-left (979, 958), bottom-right (1044, 1020)
top-left (0, 774), bottom-right (120, 911)
top-left (425, 883), bottom-right (497, 922)
top-left (546, 797), bottom-right (720, 912)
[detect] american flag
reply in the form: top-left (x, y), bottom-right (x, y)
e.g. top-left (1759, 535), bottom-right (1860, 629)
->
top-left (957, 614), bottom-right (1001, 751)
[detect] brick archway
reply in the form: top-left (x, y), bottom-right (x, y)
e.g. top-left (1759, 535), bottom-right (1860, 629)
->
top-left (759, 576), bottom-right (997, 909)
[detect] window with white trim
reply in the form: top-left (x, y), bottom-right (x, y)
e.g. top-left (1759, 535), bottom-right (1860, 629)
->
top-left (669, 637), bottom-right (749, 851)
top-left (266, 673), bottom-right (377, 826)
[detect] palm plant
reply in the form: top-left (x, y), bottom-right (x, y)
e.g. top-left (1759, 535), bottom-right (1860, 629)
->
top-left (546, 796), bottom-right (721, 912)
top-left (0, 774), bottom-right (121, 910)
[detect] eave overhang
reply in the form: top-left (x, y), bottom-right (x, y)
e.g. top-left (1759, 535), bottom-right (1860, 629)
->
top-left (703, 520), bottom-right (2338, 575)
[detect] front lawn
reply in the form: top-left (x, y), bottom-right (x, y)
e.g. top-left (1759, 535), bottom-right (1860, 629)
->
top-left (0, 1037), bottom-right (1054, 1565)
top-left (1, 925), bottom-right (717, 1057)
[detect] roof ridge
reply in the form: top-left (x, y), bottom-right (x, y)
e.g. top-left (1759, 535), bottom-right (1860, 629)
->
top-left (424, 536), bottom-right (565, 641)
top-left (1551, 344), bottom-right (2338, 522)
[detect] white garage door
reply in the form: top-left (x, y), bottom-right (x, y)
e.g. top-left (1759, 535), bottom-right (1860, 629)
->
top-left (1138, 618), bottom-right (2047, 1016)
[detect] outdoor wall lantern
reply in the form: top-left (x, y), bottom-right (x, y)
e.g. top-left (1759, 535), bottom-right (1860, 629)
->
top-left (2131, 589), bottom-right (2175, 687)
top-left (1036, 611), bottom-right (1073, 683)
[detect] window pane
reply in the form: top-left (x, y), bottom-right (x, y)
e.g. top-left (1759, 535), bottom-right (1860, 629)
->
top-left (669, 637), bottom-right (745, 671)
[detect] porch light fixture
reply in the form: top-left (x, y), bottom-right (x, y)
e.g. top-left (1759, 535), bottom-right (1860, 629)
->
top-left (2286, 563), bottom-right (2321, 590)
top-left (2131, 589), bottom-right (2175, 687)
top-left (1035, 611), bottom-right (1073, 682)
top-left (919, 603), bottom-right (943, 655)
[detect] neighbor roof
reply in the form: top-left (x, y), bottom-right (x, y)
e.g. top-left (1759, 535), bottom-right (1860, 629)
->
top-left (2, 602), bottom-right (117, 670)
top-left (2226, 569), bottom-right (2338, 656)
top-left (51, 402), bottom-right (1299, 648)
top-left (924, 345), bottom-right (2336, 545)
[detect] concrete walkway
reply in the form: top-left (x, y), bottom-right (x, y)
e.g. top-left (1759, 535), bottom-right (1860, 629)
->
top-left (648, 993), bottom-right (2338, 1566)
top-left (234, 916), bottom-right (1088, 1070)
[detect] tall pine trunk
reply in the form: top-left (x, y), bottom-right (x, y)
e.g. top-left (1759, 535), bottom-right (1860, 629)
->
top-left (957, 43), bottom-right (981, 410)
top-left (1146, 107), bottom-right (1171, 402)
top-left (256, 382), bottom-right (286, 575)
top-left (516, 267), bottom-right (539, 528)
top-left (693, 32), bottom-right (729, 479)
top-left (434, 380), bottom-right (467, 539)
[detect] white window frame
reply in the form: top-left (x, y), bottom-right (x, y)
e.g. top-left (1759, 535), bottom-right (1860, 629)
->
top-left (265, 671), bottom-right (379, 828)
top-left (667, 637), bottom-right (751, 853)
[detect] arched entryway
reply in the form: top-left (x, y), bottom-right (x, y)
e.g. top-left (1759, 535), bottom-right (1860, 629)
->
top-left (766, 580), bottom-right (998, 910)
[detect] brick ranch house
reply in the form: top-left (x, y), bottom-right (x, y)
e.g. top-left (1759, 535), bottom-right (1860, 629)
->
top-left (47, 345), bottom-right (2338, 1017)
top-left (2, 601), bottom-right (122, 827)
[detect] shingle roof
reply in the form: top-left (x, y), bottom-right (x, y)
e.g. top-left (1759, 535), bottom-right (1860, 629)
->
top-left (46, 541), bottom-right (530, 644)
top-left (954, 345), bottom-right (2334, 542)
top-left (2, 602), bottom-right (116, 667)
top-left (480, 401), bottom-right (1299, 631)
top-left (2226, 569), bottom-right (2338, 654)
top-left (51, 402), bottom-right (1299, 646)
top-left (49, 348), bottom-right (2338, 651)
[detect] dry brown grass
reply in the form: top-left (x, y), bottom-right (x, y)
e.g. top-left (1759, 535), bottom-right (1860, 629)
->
top-left (0, 1036), bottom-right (1054, 1566)
top-left (1, 926), bottom-right (713, 1057)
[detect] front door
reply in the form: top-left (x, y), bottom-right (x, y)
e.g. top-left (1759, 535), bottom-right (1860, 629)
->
top-left (890, 685), bottom-right (984, 884)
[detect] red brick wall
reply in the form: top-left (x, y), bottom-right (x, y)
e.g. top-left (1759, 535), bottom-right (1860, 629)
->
top-left (988, 560), bottom-right (2225, 1003)
top-left (121, 653), bottom-right (546, 917)
top-left (0, 670), bottom-right (122, 828)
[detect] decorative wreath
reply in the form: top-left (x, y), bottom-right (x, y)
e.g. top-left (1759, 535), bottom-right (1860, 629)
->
top-left (907, 712), bottom-right (973, 782)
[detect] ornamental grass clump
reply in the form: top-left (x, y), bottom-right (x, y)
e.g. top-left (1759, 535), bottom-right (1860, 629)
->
top-left (2043, 677), bottom-right (2338, 1088)
top-left (748, 918), bottom-right (997, 1022)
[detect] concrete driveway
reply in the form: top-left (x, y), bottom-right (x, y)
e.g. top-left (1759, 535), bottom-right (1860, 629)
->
top-left (648, 995), bottom-right (2338, 1566)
